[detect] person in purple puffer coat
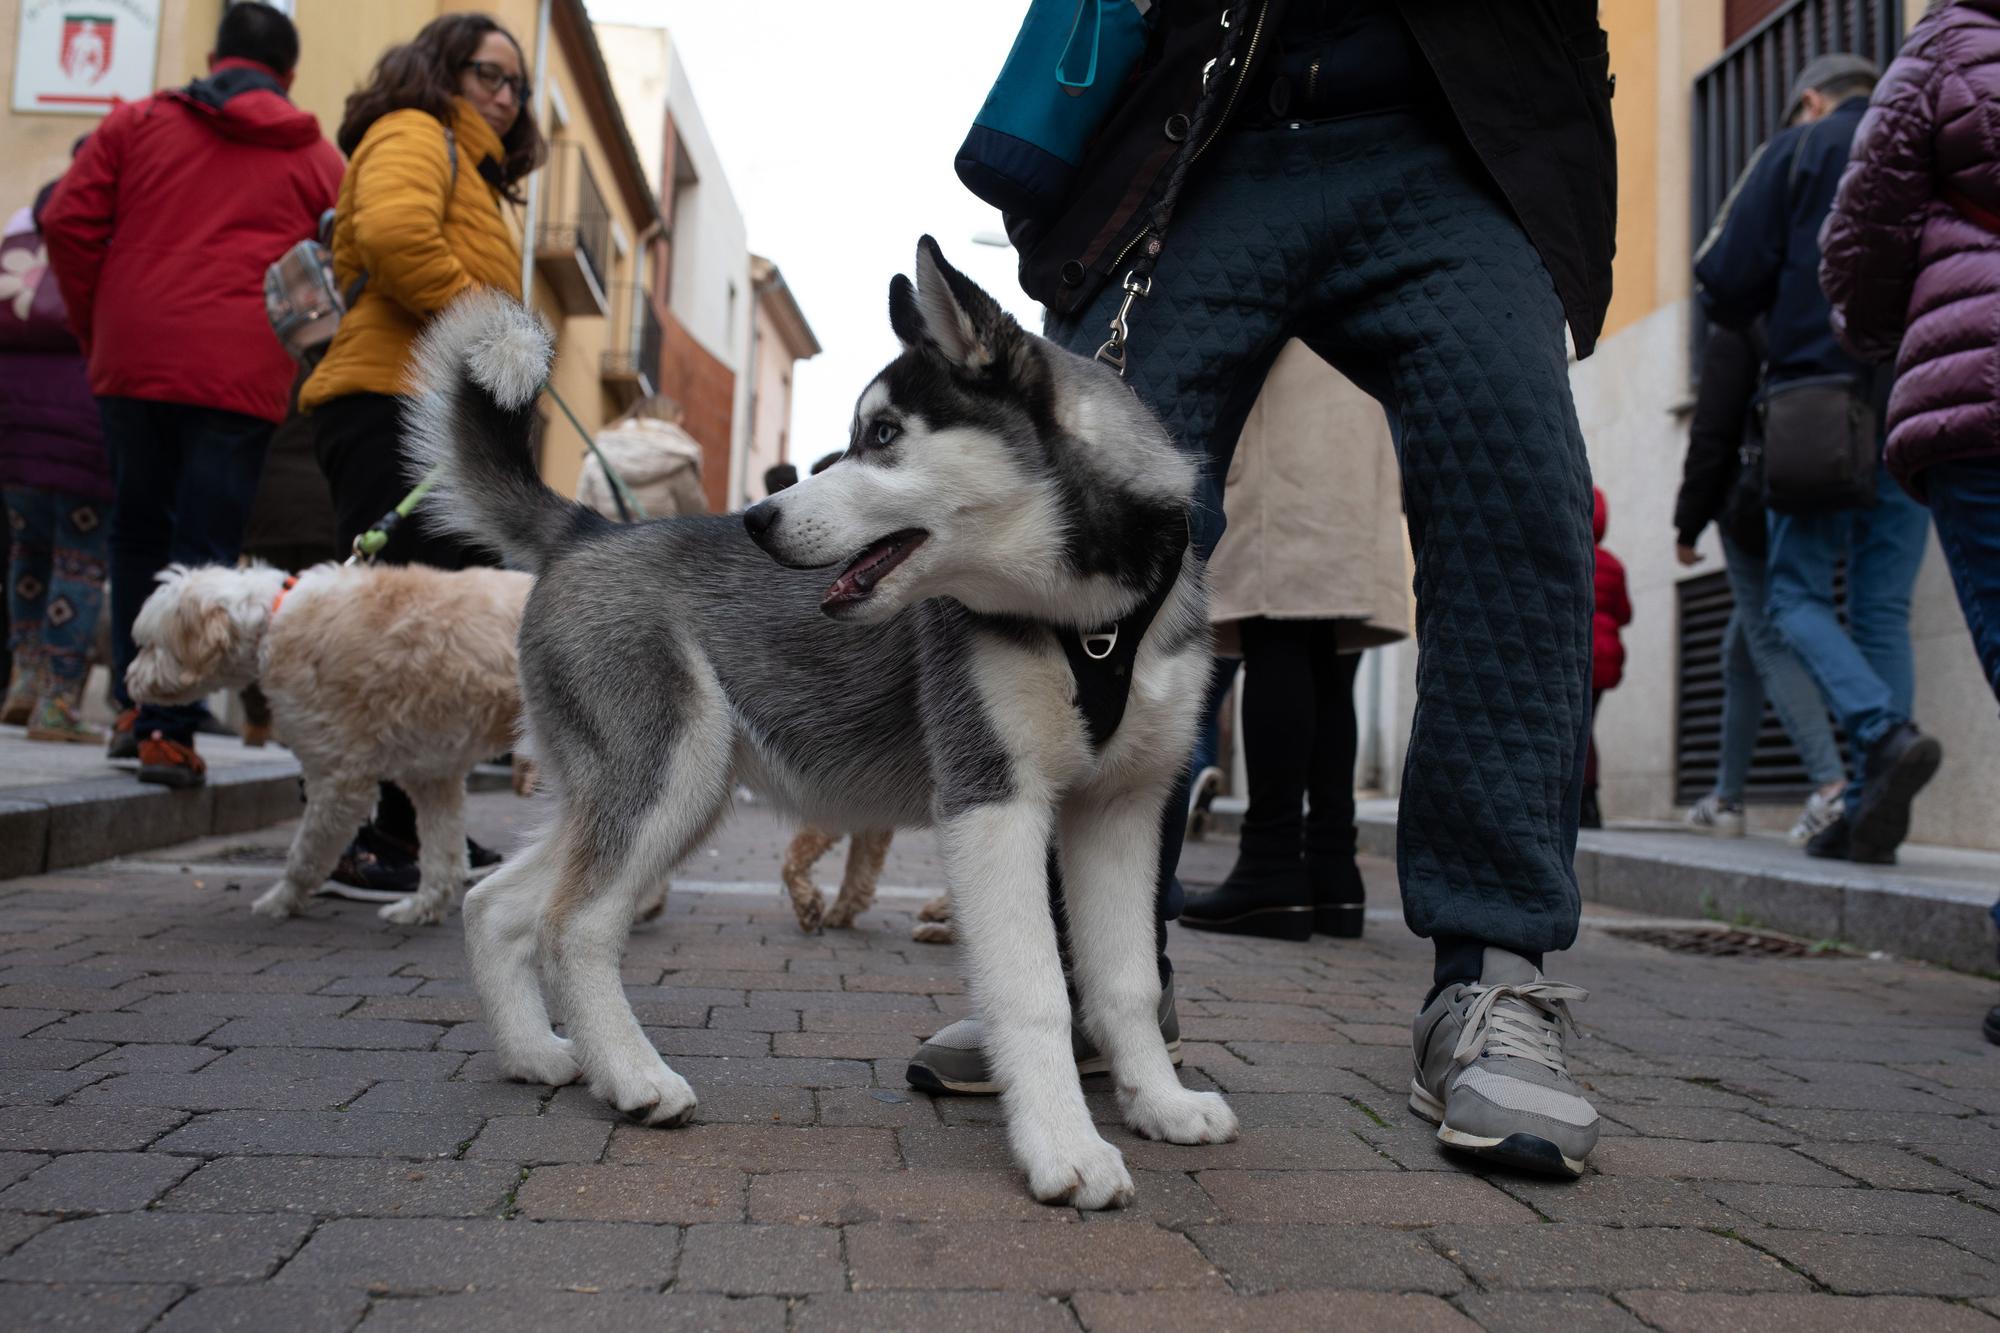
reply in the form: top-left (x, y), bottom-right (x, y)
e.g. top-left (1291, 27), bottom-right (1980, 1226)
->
top-left (0, 178), bottom-right (113, 743)
top-left (1821, 0), bottom-right (2000, 706)
top-left (1820, 0), bottom-right (2000, 1045)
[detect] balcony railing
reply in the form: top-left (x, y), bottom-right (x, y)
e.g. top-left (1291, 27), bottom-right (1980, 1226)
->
top-left (535, 141), bottom-right (612, 316)
top-left (601, 283), bottom-right (662, 405)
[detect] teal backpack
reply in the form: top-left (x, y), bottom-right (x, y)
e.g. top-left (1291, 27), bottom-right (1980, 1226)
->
top-left (955, 0), bottom-right (1153, 221)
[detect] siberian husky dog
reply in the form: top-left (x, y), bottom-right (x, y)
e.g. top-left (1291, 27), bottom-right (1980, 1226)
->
top-left (405, 238), bottom-right (1236, 1209)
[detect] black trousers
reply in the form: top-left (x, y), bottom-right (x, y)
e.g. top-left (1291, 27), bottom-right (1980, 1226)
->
top-left (1237, 618), bottom-right (1361, 866)
top-left (313, 391), bottom-right (495, 845)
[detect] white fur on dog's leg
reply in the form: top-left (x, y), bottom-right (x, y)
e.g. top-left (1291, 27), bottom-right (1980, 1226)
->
top-left (504, 1032), bottom-right (581, 1087)
top-left (942, 799), bottom-right (1132, 1210)
top-left (377, 777), bottom-right (466, 927)
top-left (254, 771), bottom-right (375, 922)
top-left (1060, 788), bottom-right (1238, 1149)
top-left (251, 881), bottom-right (303, 919)
top-left (464, 836), bottom-right (572, 1085)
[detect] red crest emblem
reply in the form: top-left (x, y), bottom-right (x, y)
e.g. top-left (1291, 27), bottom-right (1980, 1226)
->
top-left (59, 15), bottom-right (115, 88)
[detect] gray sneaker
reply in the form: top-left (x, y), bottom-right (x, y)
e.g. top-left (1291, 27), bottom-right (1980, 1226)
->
top-left (1408, 949), bottom-right (1597, 1178)
top-left (906, 978), bottom-right (1181, 1095)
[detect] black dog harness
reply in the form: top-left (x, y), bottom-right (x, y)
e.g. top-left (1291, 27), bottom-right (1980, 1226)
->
top-left (1059, 562), bottom-right (1183, 751)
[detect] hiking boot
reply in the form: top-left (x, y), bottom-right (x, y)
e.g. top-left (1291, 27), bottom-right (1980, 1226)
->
top-left (1685, 794), bottom-right (1745, 838)
top-left (25, 694), bottom-right (100, 745)
top-left (136, 733), bottom-right (206, 789)
top-left (1849, 723), bottom-right (1942, 864)
top-left (907, 978), bottom-right (1181, 1096)
top-left (468, 836), bottom-right (503, 877)
top-left (1, 658), bottom-right (37, 727)
top-left (1180, 857), bottom-right (1313, 941)
top-left (1804, 812), bottom-right (1886, 864)
top-left (106, 706), bottom-right (139, 760)
top-left (1409, 948), bottom-right (1597, 1178)
top-left (1788, 786), bottom-right (1844, 846)
top-left (1308, 854), bottom-right (1365, 938)
top-left (324, 824), bottom-right (421, 901)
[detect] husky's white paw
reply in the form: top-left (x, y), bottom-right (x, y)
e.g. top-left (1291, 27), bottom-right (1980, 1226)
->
top-left (1020, 1132), bottom-right (1134, 1210)
top-left (1123, 1087), bottom-right (1239, 1145)
top-left (591, 1054), bottom-right (698, 1127)
top-left (378, 893), bottom-right (447, 926)
top-left (250, 883), bottom-right (302, 920)
top-left (501, 1035), bottom-right (581, 1088)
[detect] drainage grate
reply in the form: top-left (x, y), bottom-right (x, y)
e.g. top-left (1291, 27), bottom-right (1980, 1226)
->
top-left (1605, 926), bottom-right (1851, 959)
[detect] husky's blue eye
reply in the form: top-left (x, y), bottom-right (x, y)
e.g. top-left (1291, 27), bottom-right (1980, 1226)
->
top-left (873, 421), bottom-right (899, 447)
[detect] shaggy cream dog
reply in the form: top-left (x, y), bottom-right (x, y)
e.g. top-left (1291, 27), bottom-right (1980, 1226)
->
top-left (126, 561), bottom-right (530, 925)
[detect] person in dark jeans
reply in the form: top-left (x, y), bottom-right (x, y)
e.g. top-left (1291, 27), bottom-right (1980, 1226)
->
top-left (1696, 52), bottom-right (1939, 866)
top-left (1672, 324), bottom-right (1848, 843)
top-left (38, 3), bottom-right (342, 786)
top-left (912, 0), bottom-right (1618, 1179)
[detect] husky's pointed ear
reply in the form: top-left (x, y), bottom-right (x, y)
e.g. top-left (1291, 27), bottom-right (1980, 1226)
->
top-left (888, 274), bottom-right (926, 351)
top-left (908, 234), bottom-right (1022, 375)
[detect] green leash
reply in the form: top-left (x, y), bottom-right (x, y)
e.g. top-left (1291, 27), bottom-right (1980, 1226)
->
top-left (346, 381), bottom-right (646, 564)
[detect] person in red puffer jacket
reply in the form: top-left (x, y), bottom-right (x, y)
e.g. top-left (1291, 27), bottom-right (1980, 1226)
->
top-left (1584, 487), bottom-right (1631, 828)
top-left (39, 2), bottom-right (340, 789)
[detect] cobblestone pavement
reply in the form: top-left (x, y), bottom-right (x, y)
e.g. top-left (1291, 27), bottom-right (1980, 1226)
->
top-left (3, 790), bottom-right (2000, 1331)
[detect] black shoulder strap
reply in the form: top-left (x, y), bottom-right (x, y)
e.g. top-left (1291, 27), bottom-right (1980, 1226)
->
top-left (342, 122), bottom-right (459, 309)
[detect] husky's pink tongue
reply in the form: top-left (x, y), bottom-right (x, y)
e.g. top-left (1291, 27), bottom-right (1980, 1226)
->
top-left (823, 530), bottom-right (927, 610)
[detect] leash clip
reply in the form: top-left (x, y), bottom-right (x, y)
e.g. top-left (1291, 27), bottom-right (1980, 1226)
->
top-left (1093, 271), bottom-right (1152, 378)
top-left (1080, 625), bottom-right (1119, 660)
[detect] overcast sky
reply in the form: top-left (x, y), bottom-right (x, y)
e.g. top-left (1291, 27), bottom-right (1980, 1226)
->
top-left (586, 0), bottom-right (1046, 474)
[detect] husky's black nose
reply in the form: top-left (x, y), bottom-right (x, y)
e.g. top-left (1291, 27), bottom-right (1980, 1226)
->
top-left (743, 502), bottom-right (780, 544)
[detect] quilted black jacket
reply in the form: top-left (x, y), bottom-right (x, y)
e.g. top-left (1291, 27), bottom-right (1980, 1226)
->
top-left (1007, 0), bottom-right (1618, 357)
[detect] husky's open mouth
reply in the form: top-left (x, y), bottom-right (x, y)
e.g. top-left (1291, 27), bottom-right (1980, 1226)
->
top-left (823, 529), bottom-right (928, 612)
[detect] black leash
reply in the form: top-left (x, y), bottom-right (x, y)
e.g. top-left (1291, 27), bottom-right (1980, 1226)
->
top-left (1094, 2), bottom-right (1268, 375)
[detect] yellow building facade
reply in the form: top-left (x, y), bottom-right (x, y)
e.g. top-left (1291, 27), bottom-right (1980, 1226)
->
top-left (0, 0), bottom-right (663, 498)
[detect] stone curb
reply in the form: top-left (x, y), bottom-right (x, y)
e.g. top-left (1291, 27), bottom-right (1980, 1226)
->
top-left (1345, 809), bottom-right (1995, 975)
top-left (0, 761), bottom-right (302, 881)
top-left (0, 760), bottom-right (514, 882)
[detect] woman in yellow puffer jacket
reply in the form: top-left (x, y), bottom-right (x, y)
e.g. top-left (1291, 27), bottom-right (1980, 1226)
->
top-left (302, 12), bottom-right (543, 894)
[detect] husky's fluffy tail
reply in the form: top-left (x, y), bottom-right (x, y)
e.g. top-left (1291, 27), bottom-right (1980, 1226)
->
top-left (402, 291), bottom-right (603, 573)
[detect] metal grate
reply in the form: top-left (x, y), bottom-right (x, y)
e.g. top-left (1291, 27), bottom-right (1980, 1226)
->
top-left (1606, 925), bottom-right (1852, 958)
top-left (1674, 568), bottom-right (1847, 806)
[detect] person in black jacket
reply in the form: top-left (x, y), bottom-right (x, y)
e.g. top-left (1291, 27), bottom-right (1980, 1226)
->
top-left (913, 0), bottom-right (1617, 1180)
top-left (1673, 325), bottom-right (1847, 843)
top-left (1694, 53), bottom-right (1939, 866)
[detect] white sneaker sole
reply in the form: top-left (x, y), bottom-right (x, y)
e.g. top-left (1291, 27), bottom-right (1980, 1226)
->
top-left (1407, 1077), bottom-right (1586, 1178)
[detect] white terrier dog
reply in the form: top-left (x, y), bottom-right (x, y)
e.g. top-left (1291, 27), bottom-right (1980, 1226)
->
top-left (126, 561), bottom-right (530, 925)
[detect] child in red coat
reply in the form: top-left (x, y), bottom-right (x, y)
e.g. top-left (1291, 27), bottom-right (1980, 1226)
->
top-left (1584, 488), bottom-right (1632, 828)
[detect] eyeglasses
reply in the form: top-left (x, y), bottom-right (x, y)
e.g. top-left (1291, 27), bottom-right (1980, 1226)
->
top-left (461, 59), bottom-right (528, 103)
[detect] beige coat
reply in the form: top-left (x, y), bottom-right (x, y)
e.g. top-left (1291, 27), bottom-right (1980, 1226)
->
top-left (577, 418), bottom-right (707, 520)
top-left (1208, 340), bottom-right (1412, 655)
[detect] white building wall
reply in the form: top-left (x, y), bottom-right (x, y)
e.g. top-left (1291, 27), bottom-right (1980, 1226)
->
top-left (598, 24), bottom-right (756, 508)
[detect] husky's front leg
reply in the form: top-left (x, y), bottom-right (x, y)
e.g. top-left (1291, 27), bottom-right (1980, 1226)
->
top-left (1061, 787), bottom-right (1238, 1146)
top-left (941, 799), bottom-right (1133, 1209)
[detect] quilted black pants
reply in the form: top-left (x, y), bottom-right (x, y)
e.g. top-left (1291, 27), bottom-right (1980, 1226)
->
top-left (1050, 108), bottom-right (1594, 960)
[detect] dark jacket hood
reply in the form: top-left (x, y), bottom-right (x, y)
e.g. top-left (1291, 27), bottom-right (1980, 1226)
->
top-left (164, 58), bottom-right (321, 148)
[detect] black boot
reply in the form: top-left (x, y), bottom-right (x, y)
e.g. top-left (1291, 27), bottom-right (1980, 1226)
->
top-left (1307, 842), bottom-right (1365, 938)
top-left (1304, 644), bottom-right (1364, 938)
top-left (1180, 854), bottom-right (1314, 941)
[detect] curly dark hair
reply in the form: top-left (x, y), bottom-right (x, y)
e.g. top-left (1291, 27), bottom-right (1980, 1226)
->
top-left (336, 14), bottom-right (545, 201)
